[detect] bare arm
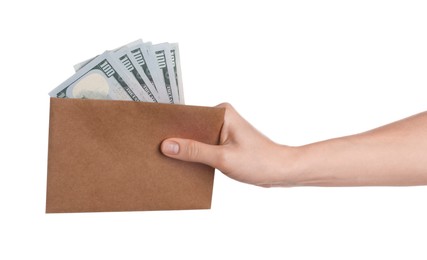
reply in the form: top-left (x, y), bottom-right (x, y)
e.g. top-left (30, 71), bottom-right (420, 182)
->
top-left (293, 111), bottom-right (427, 186)
top-left (161, 103), bottom-right (427, 187)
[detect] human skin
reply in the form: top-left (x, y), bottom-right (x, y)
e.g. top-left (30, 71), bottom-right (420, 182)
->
top-left (161, 103), bottom-right (427, 187)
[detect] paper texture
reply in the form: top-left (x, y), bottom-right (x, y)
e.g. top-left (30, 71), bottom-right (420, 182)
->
top-left (46, 98), bottom-right (224, 213)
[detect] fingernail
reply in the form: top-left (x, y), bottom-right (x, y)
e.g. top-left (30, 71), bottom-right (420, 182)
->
top-left (162, 141), bottom-right (180, 155)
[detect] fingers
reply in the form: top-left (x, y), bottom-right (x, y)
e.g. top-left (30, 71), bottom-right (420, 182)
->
top-left (161, 138), bottom-right (223, 168)
top-left (161, 103), bottom-right (234, 169)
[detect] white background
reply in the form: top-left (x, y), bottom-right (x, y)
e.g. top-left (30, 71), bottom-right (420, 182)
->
top-left (1, 0), bottom-right (426, 259)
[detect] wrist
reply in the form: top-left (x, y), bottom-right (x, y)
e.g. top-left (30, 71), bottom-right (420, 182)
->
top-left (280, 145), bottom-right (307, 187)
top-left (258, 144), bottom-right (305, 187)
top-left (272, 143), bottom-right (326, 187)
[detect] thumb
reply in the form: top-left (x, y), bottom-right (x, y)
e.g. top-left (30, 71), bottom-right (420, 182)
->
top-left (161, 138), bottom-right (222, 167)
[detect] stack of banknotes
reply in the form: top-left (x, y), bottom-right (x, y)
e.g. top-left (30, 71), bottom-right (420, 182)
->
top-left (49, 39), bottom-right (184, 104)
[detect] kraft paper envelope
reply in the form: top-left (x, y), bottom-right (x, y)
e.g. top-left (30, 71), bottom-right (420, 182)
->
top-left (46, 98), bottom-right (224, 213)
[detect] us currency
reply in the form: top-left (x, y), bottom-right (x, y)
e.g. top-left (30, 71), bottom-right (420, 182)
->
top-left (49, 51), bottom-right (146, 101)
top-left (127, 43), bottom-right (169, 103)
top-left (72, 41), bottom-right (173, 103)
top-left (170, 43), bottom-right (185, 104)
top-left (149, 43), bottom-right (179, 104)
top-left (113, 47), bottom-right (159, 102)
top-left (51, 39), bottom-right (185, 104)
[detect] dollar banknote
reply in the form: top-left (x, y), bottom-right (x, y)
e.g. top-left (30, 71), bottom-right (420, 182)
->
top-left (128, 42), bottom-right (169, 103)
top-left (113, 47), bottom-right (159, 102)
top-left (149, 43), bottom-right (179, 104)
top-left (49, 51), bottom-right (147, 101)
top-left (170, 43), bottom-right (185, 104)
top-left (61, 39), bottom-right (185, 104)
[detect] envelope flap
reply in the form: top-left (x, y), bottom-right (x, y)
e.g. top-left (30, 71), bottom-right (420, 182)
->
top-left (46, 98), bottom-right (224, 213)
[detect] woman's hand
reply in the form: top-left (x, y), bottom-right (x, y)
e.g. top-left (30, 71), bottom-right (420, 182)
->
top-left (161, 103), bottom-right (298, 187)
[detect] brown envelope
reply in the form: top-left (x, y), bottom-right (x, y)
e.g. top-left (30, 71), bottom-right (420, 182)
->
top-left (46, 98), bottom-right (224, 213)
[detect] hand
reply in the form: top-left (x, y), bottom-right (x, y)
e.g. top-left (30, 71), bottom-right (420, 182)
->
top-left (161, 103), bottom-right (297, 187)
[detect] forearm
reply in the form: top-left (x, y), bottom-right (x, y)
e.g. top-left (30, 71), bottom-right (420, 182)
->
top-left (289, 112), bottom-right (427, 186)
